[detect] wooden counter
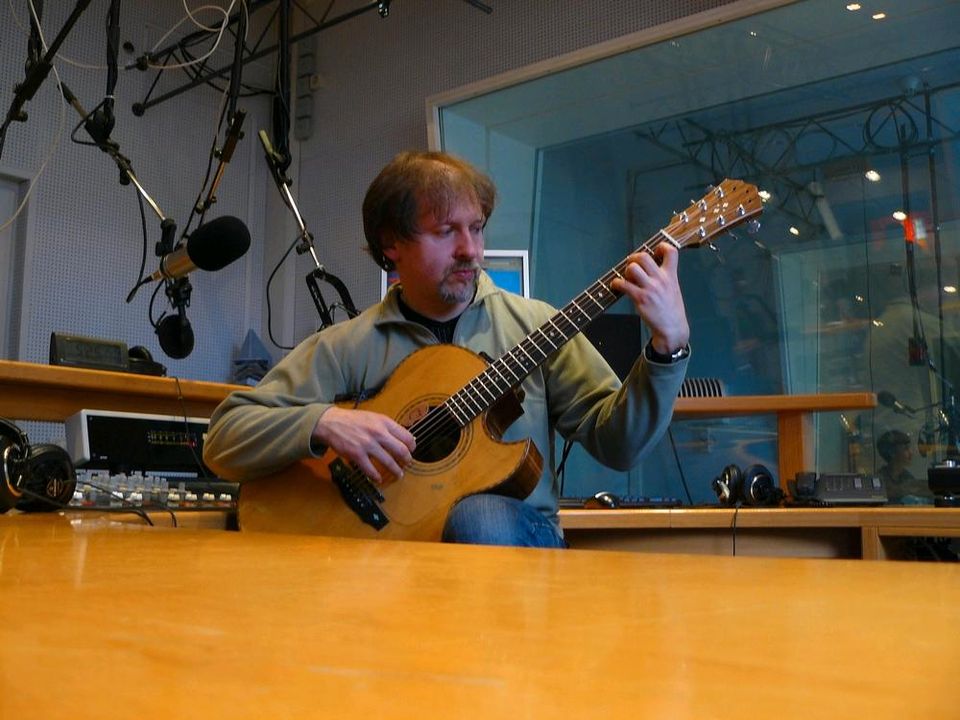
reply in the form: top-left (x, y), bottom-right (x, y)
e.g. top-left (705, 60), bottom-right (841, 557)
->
top-left (561, 506), bottom-right (960, 559)
top-left (0, 358), bottom-right (246, 421)
top-left (0, 513), bottom-right (957, 719)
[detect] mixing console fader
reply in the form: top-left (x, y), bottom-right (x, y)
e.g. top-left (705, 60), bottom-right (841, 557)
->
top-left (71, 469), bottom-right (238, 510)
top-left (65, 409), bottom-right (238, 510)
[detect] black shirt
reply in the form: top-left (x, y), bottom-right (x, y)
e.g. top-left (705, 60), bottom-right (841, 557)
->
top-left (398, 296), bottom-right (462, 344)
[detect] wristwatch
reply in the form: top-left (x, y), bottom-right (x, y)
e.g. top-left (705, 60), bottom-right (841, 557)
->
top-left (644, 340), bottom-right (690, 364)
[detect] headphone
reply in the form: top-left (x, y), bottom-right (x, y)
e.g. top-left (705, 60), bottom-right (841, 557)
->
top-left (0, 418), bottom-right (77, 513)
top-left (711, 463), bottom-right (783, 507)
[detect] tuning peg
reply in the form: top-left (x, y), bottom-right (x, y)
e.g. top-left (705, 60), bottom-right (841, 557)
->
top-left (747, 219), bottom-right (762, 234)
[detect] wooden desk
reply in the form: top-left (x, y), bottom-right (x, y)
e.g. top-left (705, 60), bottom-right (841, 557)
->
top-left (562, 506), bottom-right (960, 560)
top-left (0, 359), bottom-right (245, 421)
top-left (0, 514), bottom-right (957, 719)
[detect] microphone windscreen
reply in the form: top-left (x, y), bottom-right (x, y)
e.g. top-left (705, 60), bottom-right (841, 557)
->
top-left (877, 390), bottom-right (896, 408)
top-left (186, 216), bottom-right (251, 271)
top-left (156, 314), bottom-right (195, 359)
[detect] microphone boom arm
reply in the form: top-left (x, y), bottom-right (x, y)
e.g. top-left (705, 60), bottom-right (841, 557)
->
top-left (258, 130), bottom-right (359, 330)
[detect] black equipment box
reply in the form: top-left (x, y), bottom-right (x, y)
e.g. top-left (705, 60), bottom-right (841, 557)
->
top-left (789, 472), bottom-right (888, 506)
top-left (66, 409), bottom-right (211, 475)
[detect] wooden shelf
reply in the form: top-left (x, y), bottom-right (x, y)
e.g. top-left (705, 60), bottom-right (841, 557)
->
top-left (0, 359), bottom-right (245, 421)
top-left (673, 392), bottom-right (875, 417)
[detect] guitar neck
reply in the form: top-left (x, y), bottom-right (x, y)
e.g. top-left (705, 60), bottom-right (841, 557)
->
top-left (437, 231), bottom-right (669, 431)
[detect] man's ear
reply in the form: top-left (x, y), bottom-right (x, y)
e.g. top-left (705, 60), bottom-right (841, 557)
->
top-left (382, 235), bottom-right (399, 264)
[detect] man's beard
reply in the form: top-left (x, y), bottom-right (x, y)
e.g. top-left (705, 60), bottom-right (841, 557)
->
top-left (438, 263), bottom-right (480, 305)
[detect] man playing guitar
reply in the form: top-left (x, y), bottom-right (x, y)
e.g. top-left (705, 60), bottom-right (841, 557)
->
top-left (203, 151), bottom-right (691, 547)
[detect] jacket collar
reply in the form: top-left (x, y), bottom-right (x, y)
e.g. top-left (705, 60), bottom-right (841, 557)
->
top-left (376, 271), bottom-right (498, 326)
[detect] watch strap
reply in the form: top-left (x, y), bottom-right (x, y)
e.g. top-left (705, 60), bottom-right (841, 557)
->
top-left (645, 341), bottom-right (690, 364)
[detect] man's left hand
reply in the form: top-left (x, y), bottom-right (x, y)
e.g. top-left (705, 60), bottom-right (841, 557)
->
top-left (611, 242), bottom-right (690, 355)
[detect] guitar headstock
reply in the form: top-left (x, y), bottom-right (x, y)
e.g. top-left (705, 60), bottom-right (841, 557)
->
top-left (665, 179), bottom-right (762, 249)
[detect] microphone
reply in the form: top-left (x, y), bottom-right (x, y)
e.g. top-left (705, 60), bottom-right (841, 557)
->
top-left (149, 216), bottom-right (250, 283)
top-left (877, 390), bottom-right (916, 416)
top-left (156, 283), bottom-right (195, 360)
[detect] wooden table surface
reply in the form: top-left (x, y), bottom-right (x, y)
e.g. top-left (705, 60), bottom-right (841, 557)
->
top-left (1, 513), bottom-right (957, 719)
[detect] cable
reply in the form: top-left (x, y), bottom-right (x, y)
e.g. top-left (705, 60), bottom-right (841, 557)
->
top-left (172, 376), bottom-right (210, 479)
top-left (127, 181), bottom-right (150, 300)
top-left (730, 502), bottom-right (741, 556)
top-left (182, 0), bottom-right (231, 32)
top-left (666, 427), bottom-right (694, 504)
top-left (265, 234), bottom-right (301, 350)
top-left (555, 438), bottom-right (575, 496)
top-left (263, 131), bottom-right (307, 351)
top-left (142, 1), bottom-right (238, 71)
top-left (16, 482), bottom-right (156, 527)
top-left (148, 279), bottom-right (166, 331)
top-left (67, 96), bottom-right (111, 150)
top-left (148, 3), bottom-right (230, 55)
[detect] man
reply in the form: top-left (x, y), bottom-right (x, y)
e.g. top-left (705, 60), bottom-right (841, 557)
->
top-left (203, 150), bottom-right (690, 547)
top-left (876, 429), bottom-right (932, 503)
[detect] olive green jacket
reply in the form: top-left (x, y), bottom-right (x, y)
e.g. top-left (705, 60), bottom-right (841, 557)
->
top-left (203, 272), bottom-right (689, 523)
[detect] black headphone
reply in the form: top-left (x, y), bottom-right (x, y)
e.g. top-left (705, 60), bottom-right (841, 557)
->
top-left (0, 418), bottom-right (77, 513)
top-left (711, 463), bottom-right (783, 507)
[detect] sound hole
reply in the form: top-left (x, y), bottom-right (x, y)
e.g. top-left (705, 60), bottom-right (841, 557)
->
top-left (412, 426), bottom-right (461, 464)
top-left (398, 398), bottom-right (467, 468)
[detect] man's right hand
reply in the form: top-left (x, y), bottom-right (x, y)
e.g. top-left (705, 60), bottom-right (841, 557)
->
top-left (311, 406), bottom-right (416, 483)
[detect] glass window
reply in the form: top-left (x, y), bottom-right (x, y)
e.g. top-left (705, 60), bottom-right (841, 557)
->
top-left (433, 0), bottom-right (960, 504)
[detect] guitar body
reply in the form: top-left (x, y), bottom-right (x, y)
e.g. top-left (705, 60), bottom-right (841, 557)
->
top-left (238, 344), bottom-right (543, 541)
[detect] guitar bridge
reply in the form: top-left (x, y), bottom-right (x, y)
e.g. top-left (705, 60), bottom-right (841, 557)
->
top-left (329, 458), bottom-right (389, 531)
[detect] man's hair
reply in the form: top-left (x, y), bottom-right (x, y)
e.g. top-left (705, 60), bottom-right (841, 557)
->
top-left (362, 151), bottom-right (496, 271)
top-left (877, 429), bottom-right (911, 463)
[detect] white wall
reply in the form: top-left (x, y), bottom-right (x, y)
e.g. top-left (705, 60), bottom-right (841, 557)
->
top-left (0, 1), bottom-right (271, 383)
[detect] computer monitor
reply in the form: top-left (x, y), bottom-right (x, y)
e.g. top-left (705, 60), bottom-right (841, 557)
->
top-left (482, 249), bottom-right (529, 298)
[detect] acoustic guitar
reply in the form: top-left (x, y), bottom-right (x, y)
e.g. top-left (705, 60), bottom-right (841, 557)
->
top-left (238, 179), bottom-right (762, 540)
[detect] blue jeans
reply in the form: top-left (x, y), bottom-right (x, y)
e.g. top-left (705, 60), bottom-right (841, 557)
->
top-left (441, 494), bottom-right (566, 548)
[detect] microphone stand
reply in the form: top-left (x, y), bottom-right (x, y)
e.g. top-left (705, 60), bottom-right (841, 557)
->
top-left (0, 0), bottom-right (94, 159)
top-left (61, 83), bottom-right (188, 328)
top-left (61, 83), bottom-right (168, 229)
top-left (258, 130), bottom-right (358, 330)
